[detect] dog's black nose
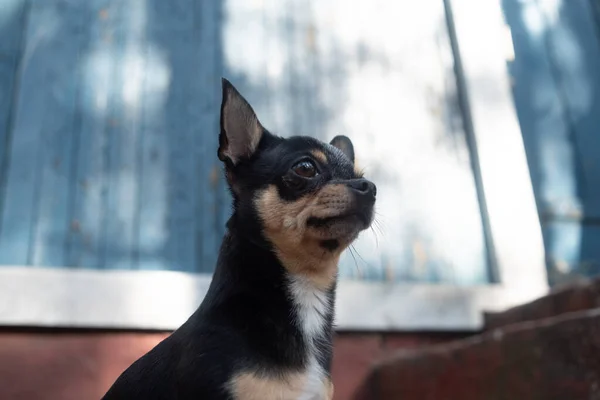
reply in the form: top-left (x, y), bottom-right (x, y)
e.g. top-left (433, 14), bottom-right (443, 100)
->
top-left (347, 178), bottom-right (377, 198)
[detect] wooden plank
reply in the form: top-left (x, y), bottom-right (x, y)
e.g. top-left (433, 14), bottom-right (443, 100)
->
top-left (193, 0), bottom-right (227, 273)
top-left (288, 0), bottom-right (318, 139)
top-left (66, 0), bottom-right (114, 269)
top-left (580, 224), bottom-right (600, 277)
top-left (261, 0), bottom-right (293, 135)
top-left (538, 0), bottom-right (600, 218)
top-left (285, 0), bottom-right (304, 137)
top-left (0, 0), bottom-right (26, 56)
top-left (146, 0), bottom-right (196, 32)
top-left (502, 2), bottom-right (580, 217)
top-left (137, 24), bottom-right (203, 272)
top-left (29, 2), bottom-right (88, 267)
top-left (0, 58), bottom-right (18, 190)
top-left (309, 0), bottom-right (347, 144)
top-left (161, 28), bottom-right (203, 272)
top-left (505, 0), bottom-right (600, 220)
top-left (594, 2), bottom-right (600, 32)
top-left (300, 2), bottom-right (322, 141)
top-left (504, 0), bottom-right (600, 280)
top-left (544, 220), bottom-right (600, 283)
top-left (100, 0), bottom-right (145, 270)
top-left (135, 37), bottom-right (169, 271)
top-left (0, 2), bottom-right (85, 266)
top-left (0, 0), bottom-right (27, 245)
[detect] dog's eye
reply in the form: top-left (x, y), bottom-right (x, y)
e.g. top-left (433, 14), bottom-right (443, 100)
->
top-left (292, 160), bottom-right (318, 178)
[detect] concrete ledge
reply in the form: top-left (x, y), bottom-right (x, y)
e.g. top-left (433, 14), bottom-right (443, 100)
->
top-left (0, 267), bottom-right (544, 331)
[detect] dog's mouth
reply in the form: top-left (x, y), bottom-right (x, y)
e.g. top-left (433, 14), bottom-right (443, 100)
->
top-left (308, 202), bottom-right (374, 226)
top-left (306, 206), bottom-right (374, 245)
top-left (307, 212), bottom-right (369, 228)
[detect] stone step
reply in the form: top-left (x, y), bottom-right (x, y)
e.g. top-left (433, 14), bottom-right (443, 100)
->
top-left (354, 307), bottom-right (600, 400)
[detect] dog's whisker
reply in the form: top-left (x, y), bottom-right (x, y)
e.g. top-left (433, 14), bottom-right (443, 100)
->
top-left (374, 221), bottom-right (384, 237)
top-left (369, 226), bottom-right (380, 249)
top-left (351, 244), bottom-right (376, 272)
top-left (372, 218), bottom-right (385, 236)
top-left (348, 246), bottom-right (361, 276)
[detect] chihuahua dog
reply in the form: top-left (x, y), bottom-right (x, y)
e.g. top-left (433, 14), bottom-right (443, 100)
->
top-left (102, 79), bottom-right (376, 400)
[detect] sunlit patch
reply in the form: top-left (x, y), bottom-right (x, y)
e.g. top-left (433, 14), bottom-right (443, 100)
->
top-left (522, 2), bottom-right (545, 37)
top-left (538, 0), bottom-right (562, 27)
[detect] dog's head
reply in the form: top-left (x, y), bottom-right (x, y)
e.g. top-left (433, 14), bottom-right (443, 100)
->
top-left (219, 79), bottom-right (376, 288)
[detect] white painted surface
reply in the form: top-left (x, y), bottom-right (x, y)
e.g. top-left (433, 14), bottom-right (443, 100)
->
top-left (0, 267), bottom-right (539, 331)
top-left (448, 0), bottom-right (548, 304)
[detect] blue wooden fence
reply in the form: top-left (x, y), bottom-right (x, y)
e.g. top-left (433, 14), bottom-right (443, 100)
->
top-left (0, 0), bottom-right (228, 272)
top-left (0, 0), bottom-right (490, 284)
top-left (0, 0), bottom-right (598, 284)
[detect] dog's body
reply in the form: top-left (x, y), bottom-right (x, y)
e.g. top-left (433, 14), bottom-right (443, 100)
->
top-left (103, 79), bottom-right (376, 400)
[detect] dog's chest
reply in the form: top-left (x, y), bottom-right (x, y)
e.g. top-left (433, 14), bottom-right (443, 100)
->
top-left (289, 276), bottom-right (330, 339)
top-left (289, 276), bottom-right (331, 399)
top-left (228, 277), bottom-right (332, 400)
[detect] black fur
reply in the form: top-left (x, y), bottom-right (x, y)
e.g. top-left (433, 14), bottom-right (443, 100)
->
top-left (102, 79), bottom-right (375, 400)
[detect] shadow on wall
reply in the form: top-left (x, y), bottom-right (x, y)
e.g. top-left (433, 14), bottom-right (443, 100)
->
top-left (502, 0), bottom-right (600, 283)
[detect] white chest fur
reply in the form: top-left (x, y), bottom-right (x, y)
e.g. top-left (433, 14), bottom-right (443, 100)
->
top-left (289, 276), bottom-right (330, 338)
top-left (288, 276), bottom-right (331, 399)
top-left (228, 277), bottom-right (332, 400)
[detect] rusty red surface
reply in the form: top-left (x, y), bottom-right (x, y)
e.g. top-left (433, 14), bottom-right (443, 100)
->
top-left (355, 309), bottom-right (600, 400)
top-left (0, 330), bottom-right (462, 400)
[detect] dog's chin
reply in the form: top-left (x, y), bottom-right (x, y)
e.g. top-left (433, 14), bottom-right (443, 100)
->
top-left (306, 211), bottom-right (373, 250)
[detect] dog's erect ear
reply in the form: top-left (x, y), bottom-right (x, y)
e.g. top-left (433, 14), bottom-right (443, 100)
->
top-left (219, 78), bottom-right (264, 166)
top-left (330, 135), bottom-right (355, 164)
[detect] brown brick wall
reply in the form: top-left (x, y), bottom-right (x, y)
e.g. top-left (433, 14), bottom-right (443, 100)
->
top-left (0, 330), bottom-right (465, 400)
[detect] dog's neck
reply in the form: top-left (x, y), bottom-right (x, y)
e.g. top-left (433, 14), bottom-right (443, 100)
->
top-left (201, 213), bottom-right (336, 373)
top-left (215, 213), bottom-right (337, 307)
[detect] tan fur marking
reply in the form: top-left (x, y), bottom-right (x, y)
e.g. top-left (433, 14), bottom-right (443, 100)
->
top-left (229, 371), bottom-right (331, 400)
top-left (256, 184), bottom-right (353, 290)
top-left (353, 157), bottom-right (364, 177)
top-left (229, 372), bottom-right (304, 400)
top-left (311, 150), bottom-right (327, 164)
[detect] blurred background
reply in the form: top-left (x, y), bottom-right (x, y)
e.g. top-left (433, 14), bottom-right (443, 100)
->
top-left (0, 0), bottom-right (599, 399)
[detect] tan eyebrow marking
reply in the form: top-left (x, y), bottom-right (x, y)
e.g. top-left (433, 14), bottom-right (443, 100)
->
top-left (354, 157), bottom-right (364, 177)
top-left (310, 150), bottom-right (327, 164)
